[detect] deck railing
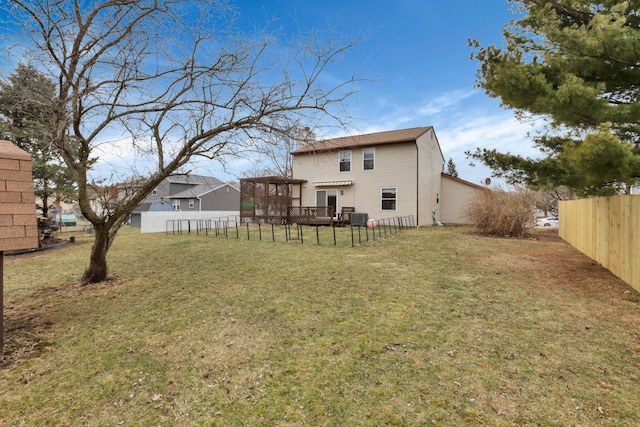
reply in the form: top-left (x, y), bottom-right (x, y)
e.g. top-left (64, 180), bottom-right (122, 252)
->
top-left (286, 206), bottom-right (335, 225)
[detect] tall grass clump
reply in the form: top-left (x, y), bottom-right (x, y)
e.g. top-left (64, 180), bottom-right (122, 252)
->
top-left (464, 185), bottom-right (535, 236)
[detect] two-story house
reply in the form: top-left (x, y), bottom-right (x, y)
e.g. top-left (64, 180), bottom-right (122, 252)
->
top-left (131, 174), bottom-right (240, 227)
top-left (290, 126), bottom-right (445, 226)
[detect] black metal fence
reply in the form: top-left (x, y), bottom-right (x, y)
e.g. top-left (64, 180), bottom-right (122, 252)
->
top-left (166, 215), bottom-right (415, 247)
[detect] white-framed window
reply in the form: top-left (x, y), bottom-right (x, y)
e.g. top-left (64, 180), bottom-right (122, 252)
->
top-left (188, 199), bottom-right (195, 209)
top-left (363, 147), bottom-right (375, 170)
top-left (152, 188), bottom-right (158, 195)
top-left (381, 187), bottom-right (397, 211)
top-left (172, 199), bottom-right (181, 211)
top-left (339, 150), bottom-right (351, 172)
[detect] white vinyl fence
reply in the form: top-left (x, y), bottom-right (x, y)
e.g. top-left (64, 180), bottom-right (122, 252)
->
top-left (140, 211), bottom-right (240, 233)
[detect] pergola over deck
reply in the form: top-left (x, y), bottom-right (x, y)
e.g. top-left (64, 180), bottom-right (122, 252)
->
top-left (240, 176), bottom-right (306, 224)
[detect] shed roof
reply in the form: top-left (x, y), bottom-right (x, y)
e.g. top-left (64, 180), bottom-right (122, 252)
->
top-left (290, 126), bottom-right (434, 155)
top-left (441, 173), bottom-right (488, 190)
top-left (0, 140), bottom-right (32, 160)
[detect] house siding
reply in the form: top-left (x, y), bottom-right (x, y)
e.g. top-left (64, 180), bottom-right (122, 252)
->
top-left (145, 180), bottom-right (171, 204)
top-left (200, 186), bottom-right (240, 211)
top-left (177, 185), bottom-right (240, 212)
top-left (440, 174), bottom-right (486, 224)
top-left (416, 130), bottom-right (445, 225)
top-left (292, 133), bottom-right (444, 226)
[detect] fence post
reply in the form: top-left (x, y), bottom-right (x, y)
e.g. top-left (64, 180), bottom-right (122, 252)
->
top-left (333, 224), bottom-right (337, 246)
top-left (351, 224), bottom-right (355, 247)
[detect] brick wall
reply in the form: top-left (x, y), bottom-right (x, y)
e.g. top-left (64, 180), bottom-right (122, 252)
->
top-left (0, 140), bottom-right (38, 251)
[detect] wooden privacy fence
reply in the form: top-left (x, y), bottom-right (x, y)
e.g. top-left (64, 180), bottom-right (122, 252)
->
top-left (559, 196), bottom-right (639, 292)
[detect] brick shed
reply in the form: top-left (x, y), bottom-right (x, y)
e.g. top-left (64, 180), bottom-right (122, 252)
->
top-left (0, 140), bottom-right (38, 251)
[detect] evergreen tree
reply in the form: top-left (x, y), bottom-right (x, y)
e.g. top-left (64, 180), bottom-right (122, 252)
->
top-left (0, 64), bottom-right (76, 217)
top-left (445, 157), bottom-right (459, 177)
top-left (468, 0), bottom-right (640, 196)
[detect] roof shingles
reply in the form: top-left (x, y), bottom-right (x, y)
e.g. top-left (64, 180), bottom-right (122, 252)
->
top-left (290, 126), bottom-right (433, 155)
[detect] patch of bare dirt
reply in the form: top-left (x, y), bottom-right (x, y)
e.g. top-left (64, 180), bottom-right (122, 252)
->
top-left (526, 227), bottom-right (564, 242)
top-left (467, 226), bottom-right (564, 243)
top-left (1, 276), bottom-right (121, 369)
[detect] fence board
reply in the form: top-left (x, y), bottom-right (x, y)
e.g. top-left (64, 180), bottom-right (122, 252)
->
top-left (559, 196), bottom-right (639, 292)
top-left (140, 211), bottom-right (240, 233)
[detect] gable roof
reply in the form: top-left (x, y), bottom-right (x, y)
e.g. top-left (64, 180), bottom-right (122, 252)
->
top-left (170, 182), bottom-right (237, 199)
top-left (166, 174), bottom-right (224, 186)
top-left (290, 126), bottom-right (434, 155)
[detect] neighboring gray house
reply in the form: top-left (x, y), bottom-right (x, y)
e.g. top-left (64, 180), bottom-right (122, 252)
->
top-left (130, 175), bottom-right (240, 227)
top-left (170, 182), bottom-right (240, 212)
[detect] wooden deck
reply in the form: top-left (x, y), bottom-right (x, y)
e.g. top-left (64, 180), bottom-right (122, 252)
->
top-left (286, 206), bottom-right (334, 225)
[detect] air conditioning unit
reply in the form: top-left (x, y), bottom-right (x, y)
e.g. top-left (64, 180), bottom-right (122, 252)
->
top-left (351, 212), bottom-right (368, 227)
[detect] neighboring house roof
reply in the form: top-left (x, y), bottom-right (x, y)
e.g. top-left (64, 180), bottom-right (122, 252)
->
top-left (171, 183), bottom-right (238, 199)
top-left (441, 173), bottom-right (488, 190)
top-left (134, 202), bottom-right (153, 213)
top-left (166, 174), bottom-right (225, 186)
top-left (290, 126), bottom-right (435, 155)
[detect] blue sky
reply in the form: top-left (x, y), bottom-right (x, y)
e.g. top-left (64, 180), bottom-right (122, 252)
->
top-left (2, 0), bottom-right (539, 186)
top-left (199, 0), bottom-right (539, 185)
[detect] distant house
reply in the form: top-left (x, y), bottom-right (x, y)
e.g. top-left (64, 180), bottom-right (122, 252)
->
top-left (170, 182), bottom-right (240, 212)
top-left (130, 175), bottom-right (240, 227)
top-left (290, 126), bottom-right (445, 226)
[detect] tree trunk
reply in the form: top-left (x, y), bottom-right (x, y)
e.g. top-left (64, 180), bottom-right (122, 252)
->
top-left (82, 226), bottom-right (111, 284)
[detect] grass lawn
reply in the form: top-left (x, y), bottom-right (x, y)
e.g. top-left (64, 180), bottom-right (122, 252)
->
top-left (1, 226), bottom-right (639, 426)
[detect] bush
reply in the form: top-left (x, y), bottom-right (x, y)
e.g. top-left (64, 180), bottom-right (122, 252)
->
top-left (464, 186), bottom-right (536, 237)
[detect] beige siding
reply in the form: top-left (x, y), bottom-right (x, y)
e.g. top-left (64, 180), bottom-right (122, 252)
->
top-left (441, 175), bottom-right (485, 224)
top-left (416, 130), bottom-right (445, 225)
top-left (292, 129), bottom-right (444, 226)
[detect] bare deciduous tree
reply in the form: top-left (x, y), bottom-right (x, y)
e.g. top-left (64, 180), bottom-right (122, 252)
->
top-left (244, 122), bottom-right (316, 178)
top-left (6, 0), bottom-right (359, 283)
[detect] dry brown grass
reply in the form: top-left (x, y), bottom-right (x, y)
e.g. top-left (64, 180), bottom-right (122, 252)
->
top-left (1, 226), bottom-right (639, 425)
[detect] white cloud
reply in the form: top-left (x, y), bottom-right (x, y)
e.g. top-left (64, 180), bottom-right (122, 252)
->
top-left (436, 109), bottom-right (547, 185)
top-left (347, 87), bottom-right (551, 185)
top-left (416, 89), bottom-right (476, 116)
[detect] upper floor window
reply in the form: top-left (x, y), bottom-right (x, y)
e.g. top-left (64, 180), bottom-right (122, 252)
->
top-left (363, 148), bottom-right (375, 170)
top-left (172, 199), bottom-right (181, 211)
top-left (339, 150), bottom-right (351, 172)
top-left (152, 188), bottom-right (158, 195)
top-left (381, 187), bottom-right (397, 210)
